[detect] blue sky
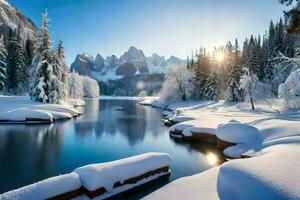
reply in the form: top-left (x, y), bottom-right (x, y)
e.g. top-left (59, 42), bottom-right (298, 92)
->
top-left (9, 0), bottom-right (287, 65)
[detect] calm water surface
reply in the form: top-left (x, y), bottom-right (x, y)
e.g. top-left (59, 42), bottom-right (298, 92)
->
top-left (0, 99), bottom-right (223, 198)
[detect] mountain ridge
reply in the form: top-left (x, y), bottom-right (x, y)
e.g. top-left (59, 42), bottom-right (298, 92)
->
top-left (71, 46), bottom-right (186, 82)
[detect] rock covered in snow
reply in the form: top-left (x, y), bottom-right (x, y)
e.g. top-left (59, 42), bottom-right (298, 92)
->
top-left (0, 173), bottom-right (81, 200)
top-left (216, 120), bottom-right (260, 144)
top-left (74, 152), bottom-right (172, 192)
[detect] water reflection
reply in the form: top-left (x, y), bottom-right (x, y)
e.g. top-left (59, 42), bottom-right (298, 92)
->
top-left (0, 122), bottom-right (70, 192)
top-left (0, 99), bottom-right (224, 196)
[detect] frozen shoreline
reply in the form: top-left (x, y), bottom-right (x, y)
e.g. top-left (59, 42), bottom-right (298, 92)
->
top-left (0, 95), bottom-right (82, 123)
top-left (141, 97), bottom-right (300, 200)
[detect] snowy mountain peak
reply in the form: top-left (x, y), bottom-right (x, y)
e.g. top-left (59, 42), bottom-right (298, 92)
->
top-left (71, 47), bottom-right (186, 81)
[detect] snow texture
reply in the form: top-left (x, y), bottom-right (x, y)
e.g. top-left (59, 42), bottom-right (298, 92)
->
top-left (216, 120), bottom-right (260, 144)
top-left (0, 95), bottom-right (81, 123)
top-left (143, 167), bottom-right (220, 200)
top-left (0, 173), bottom-right (81, 200)
top-left (217, 144), bottom-right (300, 200)
top-left (74, 152), bottom-right (172, 192)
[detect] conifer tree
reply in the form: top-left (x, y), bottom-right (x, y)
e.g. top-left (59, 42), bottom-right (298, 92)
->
top-left (7, 24), bottom-right (26, 94)
top-left (30, 10), bottom-right (66, 104)
top-left (0, 36), bottom-right (7, 93)
top-left (203, 72), bottom-right (219, 101)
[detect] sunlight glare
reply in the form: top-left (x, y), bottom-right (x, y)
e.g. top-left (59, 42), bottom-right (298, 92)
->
top-left (206, 153), bottom-right (218, 166)
top-left (215, 52), bottom-right (225, 62)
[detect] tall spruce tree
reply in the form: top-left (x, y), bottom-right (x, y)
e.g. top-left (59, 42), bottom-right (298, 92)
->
top-left (30, 10), bottom-right (66, 104)
top-left (7, 24), bottom-right (27, 94)
top-left (203, 72), bottom-right (219, 101)
top-left (0, 36), bottom-right (7, 93)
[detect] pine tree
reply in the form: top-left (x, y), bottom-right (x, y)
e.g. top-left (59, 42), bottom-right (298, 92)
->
top-left (25, 37), bottom-right (36, 65)
top-left (203, 72), bottom-right (219, 101)
top-left (226, 66), bottom-right (242, 102)
top-left (30, 10), bottom-right (66, 104)
top-left (0, 36), bottom-right (7, 93)
top-left (247, 35), bottom-right (262, 79)
top-left (194, 47), bottom-right (210, 99)
top-left (226, 39), bottom-right (242, 102)
top-left (7, 24), bottom-right (27, 94)
top-left (265, 21), bottom-right (278, 82)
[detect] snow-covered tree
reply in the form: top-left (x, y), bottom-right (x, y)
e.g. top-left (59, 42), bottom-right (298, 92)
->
top-left (203, 72), bottom-right (219, 101)
top-left (278, 68), bottom-right (300, 110)
top-left (240, 68), bottom-right (258, 110)
top-left (68, 71), bottom-right (83, 99)
top-left (159, 64), bottom-right (195, 102)
top-left (226, 66), bottom-right (242, 102)
top-left (0, 36), bottom-right (7, 93)
top-left (30, 10), bottom-right (66, 104)
top-left (7, 25), bottom-right (27, 94)
top-left (81, 76), bottom-right (100, 98)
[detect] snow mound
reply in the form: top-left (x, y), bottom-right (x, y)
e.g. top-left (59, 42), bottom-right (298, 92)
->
top-left (222, 144), bottom-right (254, 158)
top-left (217, 144), bottom-right (300, 200)
top-left (216, 121), bottom-right (260, 144)
top-left (143, 167), bottom-right (220, 200)
top-left (170, 116), bottom-right (194, 123)
top-left (0, 173), bottom-right (81, 200)
top-left (182, 126), bottom-right (216, 137)
top-left (74, 152), bottom-right (172, 192)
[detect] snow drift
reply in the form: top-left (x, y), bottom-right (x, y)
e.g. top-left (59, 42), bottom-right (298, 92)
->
top-left (217, 144), bottom-right (300, 200)
top-left (0, 173), bottom-right (81, 200)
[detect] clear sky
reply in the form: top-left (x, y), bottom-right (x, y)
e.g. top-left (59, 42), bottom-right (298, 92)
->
top-left (8, 0), bottom-right (287, 65)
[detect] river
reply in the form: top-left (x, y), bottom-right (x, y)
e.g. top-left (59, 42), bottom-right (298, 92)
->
top-left (0, 99), bottom-right (223, 198)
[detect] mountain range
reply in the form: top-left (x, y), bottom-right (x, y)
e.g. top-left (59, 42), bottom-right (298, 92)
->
top-left (71, 46), bottom-right (186, 82)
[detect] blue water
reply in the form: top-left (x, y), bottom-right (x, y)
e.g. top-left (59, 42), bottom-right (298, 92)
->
top-left (0, 99), bottom-right (223, 197)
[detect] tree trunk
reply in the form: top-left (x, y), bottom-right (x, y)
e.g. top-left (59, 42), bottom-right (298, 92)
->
top-left (250, 96), bottom-right (255, 110)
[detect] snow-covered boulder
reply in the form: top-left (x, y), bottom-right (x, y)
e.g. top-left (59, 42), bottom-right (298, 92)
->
top-left (182, 126), bottom-right (216, 137)
top-left (0, 173), bottom-right (81, 200)
top-left (74, 153), bottom-right (172, 195)
top-left (216, 121), bottom-right (260, 144)
top-left (217, 144), bottom-right (300, 200)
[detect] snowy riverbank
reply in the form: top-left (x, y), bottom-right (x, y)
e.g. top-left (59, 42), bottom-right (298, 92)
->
top-left (140, 97), bottom-right (300, 199)
top-left (0, 95), bottom-right (82, 123)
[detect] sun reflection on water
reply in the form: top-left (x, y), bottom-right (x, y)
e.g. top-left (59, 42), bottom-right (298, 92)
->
top-left (206, 152), bottom-right (219, 166)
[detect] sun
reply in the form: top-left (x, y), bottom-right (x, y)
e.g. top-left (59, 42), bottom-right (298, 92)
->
top-left (215, 52), bottom-right (225, 62)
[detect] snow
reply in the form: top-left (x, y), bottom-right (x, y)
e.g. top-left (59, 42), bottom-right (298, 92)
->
top-left (182, 126), bottom-right (216, 137)
top-left (143, 167), bottom-right (220, 200)
top-left (144, 99), bottom-right (300, 199)
top-left (278, 69), bottom-right (300, 110)
top-left (216, 121), bottom-right (260, 144)
top-left (74, 152), bottom-right (172, 192)
top-left (217, 144), bottom-right (300, 200)
top-left (0, 95), bottom-right (81, 123)
top-left (74, 171), bottom-right (170, 200)
top-left (0, 173), bottom-right (81, 200)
